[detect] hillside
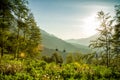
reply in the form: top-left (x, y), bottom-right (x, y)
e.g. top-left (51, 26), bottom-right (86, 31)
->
top-left (41, 29), bottom-right (91, 53)
top-left (66, 34), bottom-right (99, 46)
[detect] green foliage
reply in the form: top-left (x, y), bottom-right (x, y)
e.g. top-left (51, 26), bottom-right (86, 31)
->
top-left (89, 5), bottom-right (120, 71)
top-left (0, 0), bottom-right (120, 79)
top-left (111, 5), bottom-right (120, 70)
top-left (0, 0), bottom-right (41, 59)
top-left (0, 55), bottom-right (120, 80)
top-left (51, 52), bottom-right (63, 64)
top-left (42, 52), bottom-right (63, 64)
top-left (89, 11), bottom-right (113, 67)
top-left (0, 60), bottom-right (23, 75)
top-left (66, 53), bottom-right (74, 64)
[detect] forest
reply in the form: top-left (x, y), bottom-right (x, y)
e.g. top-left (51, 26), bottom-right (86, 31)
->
top-left (0, 0), bottom-right (120, 80)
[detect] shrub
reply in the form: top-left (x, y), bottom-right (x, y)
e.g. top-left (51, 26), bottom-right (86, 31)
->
top-left (0, 60), bottom-right (23, 75)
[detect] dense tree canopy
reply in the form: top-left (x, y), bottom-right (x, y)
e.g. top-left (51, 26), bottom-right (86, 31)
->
top-left (0, 0), bottom-right (41, 59)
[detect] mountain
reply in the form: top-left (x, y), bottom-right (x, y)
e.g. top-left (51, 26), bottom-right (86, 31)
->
top-left (40, 29), bottom-right (91, 53)
top-left (66, 34), bottom-right (99, 46)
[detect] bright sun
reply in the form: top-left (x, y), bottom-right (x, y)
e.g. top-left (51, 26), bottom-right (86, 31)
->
top-left (82, 14), bottom-right (99, 37)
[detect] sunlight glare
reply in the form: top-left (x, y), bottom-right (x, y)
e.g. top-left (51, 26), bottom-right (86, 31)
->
top-left (82, 14), bottom-right (99, 37)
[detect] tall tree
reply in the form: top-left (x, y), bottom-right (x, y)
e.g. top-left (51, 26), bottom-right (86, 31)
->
top-left (0, 0), bottom-right (15, 57)
top-left (14, 0), bottom-right (29, 58)
top-left (113, 5), bottom-right (120, 56)
top-left (112, 5), bottom-right (120, 68)
top-left (0, 0), bottom-right (41, 59)
top-left (26, 13), bottom-right (41, 57)
top-left (89, 11), bottom-right (113, 67)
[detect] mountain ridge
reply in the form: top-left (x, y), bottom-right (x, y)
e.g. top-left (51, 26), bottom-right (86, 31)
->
top-left (66, 34), bottom-right (99, 46)
top-left (40, 29), bottom-right (91, 53)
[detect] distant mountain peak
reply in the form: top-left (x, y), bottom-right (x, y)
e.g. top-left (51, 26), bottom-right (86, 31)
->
top-left (66, 34), bottom-right (99, 46)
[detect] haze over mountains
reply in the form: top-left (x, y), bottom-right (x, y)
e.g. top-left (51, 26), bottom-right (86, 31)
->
top-left (66, 34), bottom-right (99, 46)
top-left (40, 29), bottom-right (93, 54)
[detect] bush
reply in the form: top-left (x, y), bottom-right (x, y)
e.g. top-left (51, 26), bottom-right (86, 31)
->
top-left (0, 60), bottom-right (23, 75)
top-left (0, 57), bottom-right (119, 79)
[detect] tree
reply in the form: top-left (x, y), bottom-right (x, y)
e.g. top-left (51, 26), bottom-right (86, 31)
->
top-left (112, 5), bottom-right (120, 70)
top-left (51, 52), bottom-right (63, 64)
top-left (113, 5), bottom-right (120, 57)
top-left (25, 13), bottom-right (41, 57)
top-left (89, 11), bottom-right (113, 67)
top-left (0, 0), bottom-right (41, 59)
top-left (66, 53), bottom-right (74, 64)
top-left (74, 53), bottom-right (84, 64)
top-left (0, 0), bottom-right (15, 58)
top-left (14, 0), bottom-right (29, 58)
top-left (0, 0), bottom-right (29, 58)
top-left (83, 53), bottom-right (96, 64)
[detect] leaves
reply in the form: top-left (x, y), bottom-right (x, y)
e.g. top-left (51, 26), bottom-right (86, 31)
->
top-left (0, 0), bottom-right (41, 58)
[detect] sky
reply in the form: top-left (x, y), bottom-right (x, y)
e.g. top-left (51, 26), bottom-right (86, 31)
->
top-left (28, 0), bottom-right (120, 40)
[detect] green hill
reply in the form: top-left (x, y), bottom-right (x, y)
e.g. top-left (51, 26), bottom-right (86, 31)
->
top-left (41, 29), bottom-right (91, 54)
